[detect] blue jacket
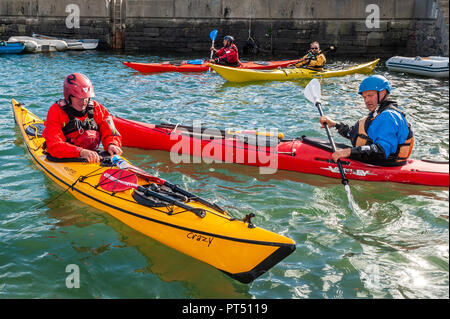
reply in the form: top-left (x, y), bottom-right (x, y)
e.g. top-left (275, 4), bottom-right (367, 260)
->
top-left (365, 108), bottom-right (410, 158)
top-left (336, 101), bottom-right (413, 163)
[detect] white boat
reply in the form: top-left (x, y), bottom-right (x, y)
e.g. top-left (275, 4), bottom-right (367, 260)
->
top-left (79, 39), bottom-right (99, 50)
top-left (8, 36), bottom-right (68, 53)
top-left (386, 56), bottom-right (449, 78)
top-left (32, 33), bottom-right (99, 50)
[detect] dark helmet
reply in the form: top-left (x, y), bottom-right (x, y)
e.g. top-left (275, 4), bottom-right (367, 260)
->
top-left (223, 35), bottom-right (234, 43)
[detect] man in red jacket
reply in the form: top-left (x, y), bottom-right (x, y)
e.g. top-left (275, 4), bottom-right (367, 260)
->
top-left (43, 73), bottom-right (122, 163)
top-left (210, 35), bottom-right (240, 66)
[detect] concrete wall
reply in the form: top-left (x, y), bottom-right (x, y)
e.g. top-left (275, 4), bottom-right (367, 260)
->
top-left (0, 0), bottom-right (448, 57)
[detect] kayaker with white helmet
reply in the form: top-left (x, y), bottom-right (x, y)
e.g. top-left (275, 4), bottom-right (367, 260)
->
top-left (43, 73), bottom-right (122, 163)
top-left (209, 35), bottom-right (240, 67)
top-left (319, 75), bottom-right (414, 165)
top-left (294, 41), bottom-right (326, 71)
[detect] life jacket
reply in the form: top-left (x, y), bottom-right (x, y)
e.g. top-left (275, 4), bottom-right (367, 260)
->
top-left (216, 44), bottom-right (240, 65)
top-left (58, 99), bottom-right (101, 151)
top-left (306, 52), bottom-right (326, 71)
top-left (355, 102), bottom-right (414, 163)
top-left (295, 52), bottom-right (326, 71)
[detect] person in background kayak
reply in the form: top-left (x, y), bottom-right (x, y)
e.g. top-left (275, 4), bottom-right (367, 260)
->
top-left (210, 35), bottom-right (240, 67)
top-left (43, 73), bottom-right (122, 163)
top-left (319, 75), bottom-right (414, 166)
top-left (294, 41), bottom-right (326, 71)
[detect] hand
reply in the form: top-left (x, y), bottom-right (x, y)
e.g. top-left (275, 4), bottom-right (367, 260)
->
top-left (320, 116), bottom-right (337, 128)
top-left (80, 149), bottom-right (101, 163)
top-left (331, 148), bottom-right (351, 162)
top-left (107, 144), bottom-right (123, 156)
top-left (210, 46), bottom-right (215, 51)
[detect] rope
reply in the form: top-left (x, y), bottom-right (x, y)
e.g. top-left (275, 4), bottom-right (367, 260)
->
top-left (29, 177), bottom-right (82, 211)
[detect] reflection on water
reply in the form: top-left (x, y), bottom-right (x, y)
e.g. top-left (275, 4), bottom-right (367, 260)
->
top-left (41, 178), bottom-right (250, 298)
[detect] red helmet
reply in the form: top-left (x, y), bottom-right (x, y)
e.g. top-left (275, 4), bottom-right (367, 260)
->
top-left (64, 73), bottom-right (95, 101)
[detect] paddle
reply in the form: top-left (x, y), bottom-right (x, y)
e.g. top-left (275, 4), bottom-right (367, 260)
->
top-left (304, 79), bottom-right (355, 212)
top-left (98, 168), bottom-right (207, 218)
top-left (319, 44), bottom-right (337, 55)
top-left (157, 123), bottom-right (284, 140)
top-left (111, 155), bottom-right (226, 214)
top-left (208, 29), bottom-right (218, 72)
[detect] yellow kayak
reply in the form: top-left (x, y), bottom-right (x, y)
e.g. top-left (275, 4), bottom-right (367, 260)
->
top-left (12, 99), bottom-right (295, 283)
top-left (209, 59), bottom-right (380, 82)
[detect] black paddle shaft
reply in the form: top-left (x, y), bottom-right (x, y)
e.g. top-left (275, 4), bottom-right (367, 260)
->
top-left (163, 180), bottom-right (226, 213)
top-left (137, 185), bottom-right (206, 218)
top-left (318, 45), bottom-right (337, 55)
top-left (315, 102), bottom-right (349, 186)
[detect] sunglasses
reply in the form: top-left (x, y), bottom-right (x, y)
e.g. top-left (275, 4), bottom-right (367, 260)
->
top-left (311, 47), bottom-right (319, 50)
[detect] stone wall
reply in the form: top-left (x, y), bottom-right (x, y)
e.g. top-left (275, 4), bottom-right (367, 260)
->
top-left (0, 0), bottom-right (448, 57)
top-left (123, 0), bottom-right (423, 56)
top-left (436, 0), bottom-right (449, 56)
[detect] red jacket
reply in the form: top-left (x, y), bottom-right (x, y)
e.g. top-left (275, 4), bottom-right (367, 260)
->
top-left (43, 100), bottom-right (122, 158)
top-left (215, 44), bottom-right (240, 64)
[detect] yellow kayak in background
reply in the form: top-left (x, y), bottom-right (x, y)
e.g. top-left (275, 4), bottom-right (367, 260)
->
top-left (209, 59), bottom-right (380, 82)
top-left (12, 99), bottom-right (296, 284)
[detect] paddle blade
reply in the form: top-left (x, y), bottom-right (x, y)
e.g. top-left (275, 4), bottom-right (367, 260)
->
top-left (304, 78), bottom-right (321, 104)
top-left (322, 45), bottom-right (337, 54)
top-left (99, 169), bottom-right (138, 192)
top-left (210, 29), bottom-right (218, 41)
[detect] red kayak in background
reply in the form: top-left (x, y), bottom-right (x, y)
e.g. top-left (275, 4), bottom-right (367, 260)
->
top-left (123, 59), bottom-right (301, 73)
top-left (112, 117), bottom-right (449, 187)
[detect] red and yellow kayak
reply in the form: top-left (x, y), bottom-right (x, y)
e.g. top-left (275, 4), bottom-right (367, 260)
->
top-left (112, 118), bottom-right (449, 187)
top-left (123, 59), bottom-right (301, 73)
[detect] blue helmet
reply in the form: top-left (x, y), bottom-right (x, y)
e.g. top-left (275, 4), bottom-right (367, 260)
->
top-left (358, 75), bottom-right (391, 95)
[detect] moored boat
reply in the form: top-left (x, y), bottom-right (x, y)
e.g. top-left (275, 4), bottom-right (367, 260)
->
top-left (8, 36), bottom-right (68, 52)
top-left (386, 56), bottom-right (449, 78)
top-left (32, 33), bottom-right (99, 50)
top-left (0, 41), bottom-right (25, 54)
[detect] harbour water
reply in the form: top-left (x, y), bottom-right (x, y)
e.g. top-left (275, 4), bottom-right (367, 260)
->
top-left (0, 51), bottom-right (448, 298)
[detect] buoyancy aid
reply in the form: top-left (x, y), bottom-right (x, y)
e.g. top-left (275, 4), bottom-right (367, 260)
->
top-left (215, 44), bottom-right (240, 66)
top-left (296, 51), bottom-right (326, 71)
top-left (355, 102), bottom-right (414, 163)
top-left (59, 99), bottom-right (101, 151)
top-left (306, 53), bottom-right (326, 71)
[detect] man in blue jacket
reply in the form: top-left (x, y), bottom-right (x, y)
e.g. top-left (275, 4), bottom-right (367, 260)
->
top-left (319, 75), bottom-right (414, 166)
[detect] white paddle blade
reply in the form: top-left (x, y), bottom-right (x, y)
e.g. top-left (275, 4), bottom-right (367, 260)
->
top-left (304, 78), bottom-right (321, 104)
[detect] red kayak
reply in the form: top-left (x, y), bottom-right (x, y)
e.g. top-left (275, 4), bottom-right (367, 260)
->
top-left (112, 117), bottom-right (449, 187)
top-left (123, 59), bottom-right (300, 73)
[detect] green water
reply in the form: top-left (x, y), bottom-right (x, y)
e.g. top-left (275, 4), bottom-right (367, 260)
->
top-left (0, 51), bottom-right (448, 298)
